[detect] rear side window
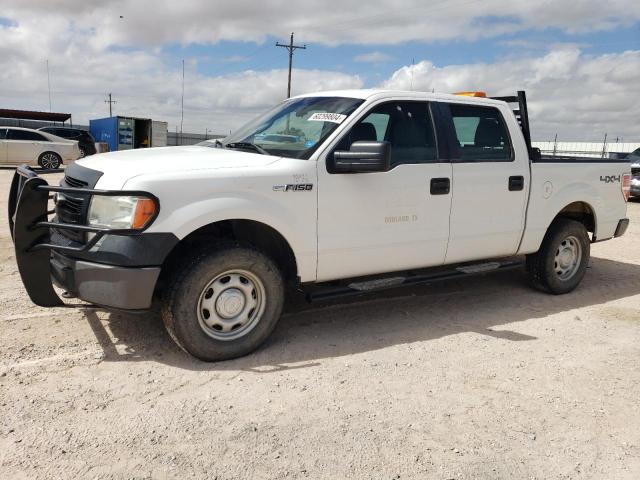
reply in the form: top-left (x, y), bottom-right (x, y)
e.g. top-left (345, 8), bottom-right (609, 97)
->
top-left (449, 104), bottom-right (512, 161)
top-left (0, 129), bottom-right (6, 139)
top-left (336, 101), bottom-right (438, 166)
top-left (8, 129), bottom-right (48, 141)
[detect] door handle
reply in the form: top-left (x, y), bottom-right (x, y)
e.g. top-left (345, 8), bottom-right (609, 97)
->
top-left (509, 176), bottom-right (524, 191)
top-left (430, 177), bottom-right (450, 195)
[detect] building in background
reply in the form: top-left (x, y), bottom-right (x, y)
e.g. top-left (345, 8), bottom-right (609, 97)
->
top-left (532, 141), bottom-right (640, 159)
top-left (90, 116), bottom-right (168, 152)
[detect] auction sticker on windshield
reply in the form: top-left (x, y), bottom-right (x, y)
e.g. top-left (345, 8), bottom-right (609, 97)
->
top-left (308, 112), bottom-right (347, 124)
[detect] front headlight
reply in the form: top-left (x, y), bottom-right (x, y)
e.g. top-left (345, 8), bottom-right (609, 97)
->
top-left (88, 195), bottom-right (158, 230)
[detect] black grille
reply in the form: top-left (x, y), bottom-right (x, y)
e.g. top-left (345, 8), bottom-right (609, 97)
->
top-left (632, 166), bottom-right (640, 176)
top-left (64, 175), bottom-right (88, 189)
top-left (55, 175), bottom-right (91, 242)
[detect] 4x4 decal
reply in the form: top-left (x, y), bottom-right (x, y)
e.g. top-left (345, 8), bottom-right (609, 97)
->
top-left (600, 175), bottom-right (621, 183)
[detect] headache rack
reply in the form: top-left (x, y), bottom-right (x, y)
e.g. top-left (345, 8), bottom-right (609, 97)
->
top-left (8, 165), bottom-right (157, 307)
top-left (490, 90), bottom-right (540, 161)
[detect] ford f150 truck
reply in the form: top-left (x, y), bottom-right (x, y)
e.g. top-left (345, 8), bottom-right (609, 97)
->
top-left (9, 90), bottom-right (632, 361)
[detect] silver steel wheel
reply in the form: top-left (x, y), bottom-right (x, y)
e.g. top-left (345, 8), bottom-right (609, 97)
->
top-left (40, 152), bottom-right (60, 169)
top-left (554, 235), bottom-right (582, 281)
top-left (196, 269), bottom-right (266, 341)
top-left (79, 147), bottom-right (86, 158)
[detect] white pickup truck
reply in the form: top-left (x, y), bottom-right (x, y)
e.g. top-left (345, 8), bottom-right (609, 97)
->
top-left (9, 90), bottom-right (632, 361)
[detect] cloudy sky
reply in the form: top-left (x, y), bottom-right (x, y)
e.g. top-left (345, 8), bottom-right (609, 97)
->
top-left (1, 0), bottom-right (639, 140)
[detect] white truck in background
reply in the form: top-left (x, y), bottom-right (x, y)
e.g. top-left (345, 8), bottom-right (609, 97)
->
top-left (9, 90), bottom-right (631, 361)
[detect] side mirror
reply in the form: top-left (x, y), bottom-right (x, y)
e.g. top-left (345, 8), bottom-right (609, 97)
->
top-left (332, 141), bottom-right (391, 173)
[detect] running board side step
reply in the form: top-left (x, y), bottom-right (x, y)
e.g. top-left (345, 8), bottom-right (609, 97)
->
top-left (304, 259), bottom-right (524, 302)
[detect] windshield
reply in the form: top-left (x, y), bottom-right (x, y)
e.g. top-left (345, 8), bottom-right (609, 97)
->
top-left (221, 96), bottom-right (364, 159)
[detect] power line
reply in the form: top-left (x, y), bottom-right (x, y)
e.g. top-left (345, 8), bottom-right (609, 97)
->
top-left (276, 32), bottom-right (307, 98)
top-left (105, 93), bottom-right (117, 117)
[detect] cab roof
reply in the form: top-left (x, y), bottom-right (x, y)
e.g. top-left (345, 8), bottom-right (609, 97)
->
top-left (293, 89), bottom-right (507, 106)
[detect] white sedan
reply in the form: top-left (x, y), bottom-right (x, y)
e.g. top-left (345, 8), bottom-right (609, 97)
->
top-left (0, 126), bottom-right (81, 169)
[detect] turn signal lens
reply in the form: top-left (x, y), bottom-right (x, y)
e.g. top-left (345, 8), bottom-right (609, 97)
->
top-left (132, 198), bottom-right (157, 229)
top-left (622, 173), bottom-right (631, 202)
top-left (454, 91), bottom-right (487, 97)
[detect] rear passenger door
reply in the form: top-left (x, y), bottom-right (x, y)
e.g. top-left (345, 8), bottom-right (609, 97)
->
top-left (442, 103), bottom-right (529, 263)
top-left (6, 129), bottom-right (44, 164)
top-left (317, 100), bottom-right (452, 281)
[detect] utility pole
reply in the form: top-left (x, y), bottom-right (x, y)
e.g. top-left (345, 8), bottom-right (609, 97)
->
top-left (46, 60), bottom-right (52, 112)
top-left (180, 59), bottom-right (185, 142)
top-left (276, 32), bottom-right (306, 98)
top-left (105, 93), bottom-right (117, 117)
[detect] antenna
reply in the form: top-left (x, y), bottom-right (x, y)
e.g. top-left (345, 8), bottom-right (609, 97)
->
top-left (409, 58), bottom-right (415, 91)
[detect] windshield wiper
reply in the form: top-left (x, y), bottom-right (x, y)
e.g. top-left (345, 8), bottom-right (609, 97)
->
top-left (225, 142), bottom-right (269, 155)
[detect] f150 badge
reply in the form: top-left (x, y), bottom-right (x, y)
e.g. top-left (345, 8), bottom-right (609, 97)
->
top-left (600, 175), bottom-right (620, 183)
top-left (273, 184), bottom-right (313, 192)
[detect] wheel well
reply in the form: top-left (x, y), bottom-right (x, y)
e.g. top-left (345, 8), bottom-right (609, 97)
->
top-left (158, 220), bottom-right (298, 291)
top-left (39, 151), bottom-right (60, 158)
top-left (554, 202), bottom-right (596, 233)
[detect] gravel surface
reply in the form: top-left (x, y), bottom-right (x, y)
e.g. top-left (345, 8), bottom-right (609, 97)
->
top-left (1, 170), bottom-right (639, 479)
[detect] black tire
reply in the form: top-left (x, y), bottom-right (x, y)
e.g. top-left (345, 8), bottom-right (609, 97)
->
top-left (526, 218), bottom-right (590, 294)
top-left (161, 245), bottom-right (285, 361)
top-left (38, 151), bottom-right (62, 169)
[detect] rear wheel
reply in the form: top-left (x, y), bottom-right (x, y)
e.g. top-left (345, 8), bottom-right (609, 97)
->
top-left (38, 152), bottom-right (61, 169)
top-left (526, 219), bottom-right (590, 294)
top-left (161, 245), bottom-right (285, 361)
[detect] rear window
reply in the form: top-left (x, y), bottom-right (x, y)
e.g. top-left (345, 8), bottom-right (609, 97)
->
top-left (449, 104), bottom-right (512, 161)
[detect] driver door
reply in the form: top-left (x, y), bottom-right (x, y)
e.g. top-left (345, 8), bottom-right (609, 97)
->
top-left (316, 100), bottom-right (452, 281)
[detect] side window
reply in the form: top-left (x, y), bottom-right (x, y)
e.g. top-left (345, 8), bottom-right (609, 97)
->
top-left (0, 129), bottom-right (6, 140)
top-left (336, 101), bottom-right (437, 166)
top-left (449, 104), bottom-right (511, 161)
top-left (8, 130), bottom-right (48, 141)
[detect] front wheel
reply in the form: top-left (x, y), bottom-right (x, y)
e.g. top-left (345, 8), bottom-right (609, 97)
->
top-left (38, 152), bottom-right (61, 169)
top-left (161, 245), bottom-right (285, 361)
top-left (526, 219), bottom-right (590, 294)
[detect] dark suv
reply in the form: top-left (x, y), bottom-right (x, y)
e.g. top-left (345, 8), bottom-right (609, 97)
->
top-left (38, 127), bottom-right (97, 157)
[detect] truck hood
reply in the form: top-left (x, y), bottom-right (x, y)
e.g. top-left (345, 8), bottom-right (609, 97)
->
top-left (75, 145), bottom-right (281, 188)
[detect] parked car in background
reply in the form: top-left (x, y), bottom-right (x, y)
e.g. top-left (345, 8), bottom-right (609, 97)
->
top-left (628, 148), bottom-right (640, 198)
top-left (0, 127), bottom-right (80, 168)
top-left (38, 126), bottom-right (97, 157)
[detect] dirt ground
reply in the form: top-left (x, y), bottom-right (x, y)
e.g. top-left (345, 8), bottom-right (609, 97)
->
top-left (0, 169), bottom-right (639, 480)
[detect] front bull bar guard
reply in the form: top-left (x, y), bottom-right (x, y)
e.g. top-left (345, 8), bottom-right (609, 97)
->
top-left (8, 165), bottom-right (159, 307)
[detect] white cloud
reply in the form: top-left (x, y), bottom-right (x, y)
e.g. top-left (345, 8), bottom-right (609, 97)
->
top-left (354, 51), bottom-right (392, 63)
top-left (3, 0), bottom-right (640, 47)
top-left (382, 48), bottom-right (640, 140)
top-left (0, 2), bottom-right (638, 140)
